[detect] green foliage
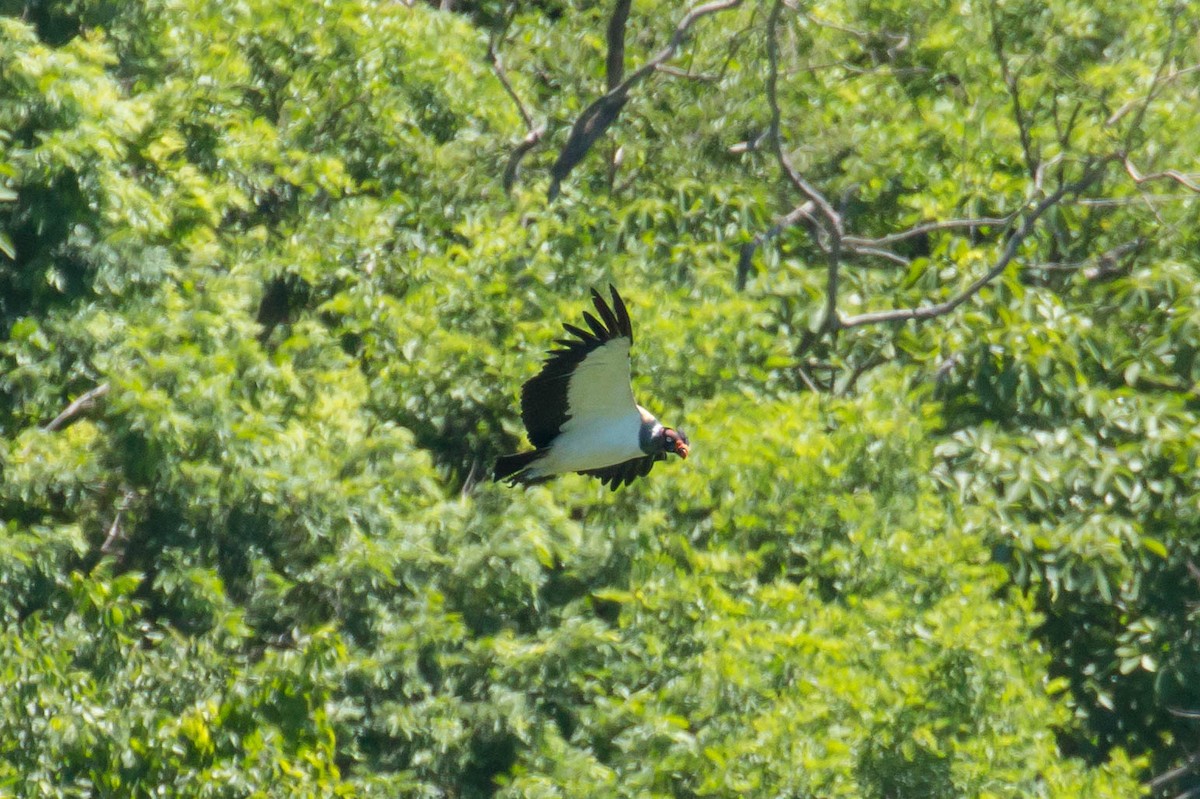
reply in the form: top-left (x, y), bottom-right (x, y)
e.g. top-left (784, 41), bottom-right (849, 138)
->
top-left (3, 0), bottom-right (1198, 795)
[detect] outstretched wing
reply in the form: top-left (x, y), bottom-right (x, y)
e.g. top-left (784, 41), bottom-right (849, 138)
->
top-left (520, 286), bottom-right (636, 448)
top-left (580, 453), bottom-right (663, 491)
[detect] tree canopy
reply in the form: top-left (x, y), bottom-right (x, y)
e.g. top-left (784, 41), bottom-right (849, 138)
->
top-left (2, 0), bottom-right (1199, 796)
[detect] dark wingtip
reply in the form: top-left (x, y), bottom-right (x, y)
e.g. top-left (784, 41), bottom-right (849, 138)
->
top-left (607, 284), bottom-right (632, 341)
top-left (590, 287), bottom-right (620, 336)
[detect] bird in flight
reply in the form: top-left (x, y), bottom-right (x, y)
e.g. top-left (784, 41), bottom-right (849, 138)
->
top-left (494, 286), bottom-right (690, 490)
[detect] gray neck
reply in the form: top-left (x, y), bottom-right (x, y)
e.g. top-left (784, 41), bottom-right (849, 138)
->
top-left (638, 418), bottom-right (664, 455)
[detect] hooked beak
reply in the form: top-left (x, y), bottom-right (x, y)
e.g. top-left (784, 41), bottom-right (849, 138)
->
top-left (676, 442), bottom-right (689, 459)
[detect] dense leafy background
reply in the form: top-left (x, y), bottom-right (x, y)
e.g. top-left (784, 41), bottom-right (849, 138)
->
top-left (2, 0), bottom-right (1198, 796)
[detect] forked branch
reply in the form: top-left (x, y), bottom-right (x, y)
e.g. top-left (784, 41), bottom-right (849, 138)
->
top-left (839, 162), bottom-right (1112, 329)
top-left (548, 0), bottom-right (744, 199)
top-left (489, 8), bottom-right (546, 192)
top-left (44, 382), bottom-right (111, 432)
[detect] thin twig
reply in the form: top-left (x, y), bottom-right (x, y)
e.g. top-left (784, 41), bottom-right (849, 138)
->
top-left (1028, 238), bottom-right (1144, 281)
top-left (839, 161), bottom-right (1112, 329)
top-left (461, 458), bottom-right (483, 498)
top-left (841, 244), bottom-right (910, 266)
top-left (1119, 7), bottom-right (1182, 152)
top-left (825, 217), bottom-right (841, 332)
top-left (736, 201), bottom-right (815, 289)
top-left (766, 0), bottom-right (845, 334)
top-left (503, 125), bottom-right (546, 192)
top-left (1074, 193), bottom-right (1198, 208)
top-left (842, 215), bottom-right (1014, 248)
top-left (489, 8), bottom-right (547, 193)
top-left (1123, 157), bottom-right (1200, 193)
top-left (101, 488), bottom-right (138, 555)
top-left (1146, 746), bottom-right (1200, 793)
top-left (795, 364), bottom-right (820, 393)
top-left (765, 0), bottom-right (841, 233)
top-left (1107, 64), bottom-right (1200, 127)
top-left (44, 382), bottom-right (111, 431)
top-left (988, 0), bottom-right (1038, 180)
top-left (655, 64), bottom-right (721, 82)
top-left (488, 11), bottom-right (534, 130)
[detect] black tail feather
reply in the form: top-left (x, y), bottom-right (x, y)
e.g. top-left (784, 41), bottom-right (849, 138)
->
top-left (493, 449), bottom-right (550, 485)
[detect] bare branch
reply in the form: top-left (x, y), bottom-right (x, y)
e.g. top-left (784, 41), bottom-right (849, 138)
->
top-left (842, 215), bottom-right (1014, 249)
top-left (1123, 156), bottom-right (1200, 193)
top-left (824, 217), bottom-right (841, 333)
top-left (988, 0), bottom-right (1038, 180)
top-left (1107, 64), bottom-right (1200, 127)
top-left (489, 36), bottom-right (534, 131)
top-left (44, 382), bottom-right (110, 432)
top-left (503, 124), bottom-right (547, 192)
top-left (549, 0), bottom-right (744, 199)
top-left (606, 0), bottom-right (633, 91)
top-left (839, 162), bottom-right (1111, 329)
top-left (795, 364), bottom-right (821, 394)
top-left (842, 243), bottom-right (910, 266)
top-left (765, 0), bottom-right (846, 334)
top-left (1027, 238), bottom-right (1144, 281)
top-left (655, 64), bottom-right (721, 82)
top-left (1188, 560), bottom-right (1200, 589)
top-left (1119, 6), bottom-right (1182, 153)
top-left (101, 488), bottom-right (138, 555)
top-left (461, 458), bottom-right (484, 498)
top-left (489, 7), bottom-right (546, 192)
top-left (1075, 193), bottom-right (1198, 208)
top-left (736, 201), bottom-right (815, 290)
top-left (765, 0), bottom-right (841, 233)
top-left (1146, 746), bottom-right (1200, 794)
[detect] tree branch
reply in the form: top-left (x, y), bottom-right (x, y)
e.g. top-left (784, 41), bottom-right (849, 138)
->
top-left (736, 201), bottom-right (816, 290)
top-left (503, 125), bottom-right (547, 193)
top-left (1118, 6), bottom-right (1182, 153)
top-left (1123, 156), bottom-right (1200, 193)
top-left (1027, 238), bottom-right (1144, 282)
top-left (489, 35), bottom-right (534, 130)
top-left (765, 0), bottom-right (841, 234)
top-left (654, 64), bottom-right (721, 82)
top-left (843, 215), bottom-right (1015, 248)
top-left (839, 162), bottom-right (1111, 329)
top-left (44, 382), bottom-right (110, 432)
top-left (988, 0), bottom-right (1038, 180)
top-left (489, 6), bottom-right (545, 192)
top-left (765, 0), bottom-right (845, 334)
top-left (548, 0), bottom-right (744, 200)
top-left (606, 0), bottom-right (632, 91)
top-left (1146, 746), bottom-right (1200, 794)
top-left (101, 488), bottom-right (138, 555)
top-left (1106, 64), bottom-right (1200, 128)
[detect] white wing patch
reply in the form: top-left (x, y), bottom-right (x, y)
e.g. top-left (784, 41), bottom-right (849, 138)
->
top-left (530, 408), bottom-right (645, 477)
top-left (561, 337), bottom-right (636, 431)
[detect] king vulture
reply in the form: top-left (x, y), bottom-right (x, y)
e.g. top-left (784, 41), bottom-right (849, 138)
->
top-left (494, 286), bottom-right (690, 490)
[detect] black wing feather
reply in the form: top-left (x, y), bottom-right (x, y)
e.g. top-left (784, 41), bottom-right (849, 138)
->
top-left (560, 323), bottom-right (592, 341)
top-left (520, 286), bottom-right (634, 449)
top-left (580, 453), bottom-right (662, 491)
top-left (581, 311), bottom-right (608, 339)
top-left (608, 285), bottom-right (633, 342)
top-left (591, 288), bottom-right (620, 334)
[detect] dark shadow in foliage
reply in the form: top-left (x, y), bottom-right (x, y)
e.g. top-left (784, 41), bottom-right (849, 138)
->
top-left (461, 729), bottom-right (519, 799)
top-left (0, 0), bottom-right (118, 45)
top-left (256, 274), bottom-right (313, 344)
top-left (0, 176), bottom-right (95, 331)
top-left (858, 715), bottom-right (955, 799)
